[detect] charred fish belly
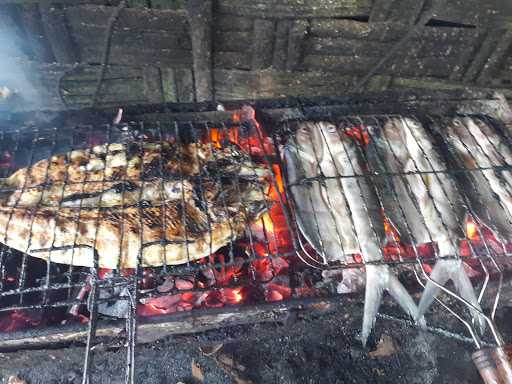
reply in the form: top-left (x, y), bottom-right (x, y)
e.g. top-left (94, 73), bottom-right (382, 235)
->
top-left (0, 141), bottom-right (270, 269)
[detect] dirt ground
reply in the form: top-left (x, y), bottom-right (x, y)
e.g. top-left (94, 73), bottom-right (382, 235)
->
top-left (1, 296), bottom-right (510, 384)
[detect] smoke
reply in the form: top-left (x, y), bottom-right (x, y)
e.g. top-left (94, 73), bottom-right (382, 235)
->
top-left (0, 10), bottom-right (44, 112)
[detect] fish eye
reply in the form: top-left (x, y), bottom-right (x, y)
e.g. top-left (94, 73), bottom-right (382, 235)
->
top-left (327, 125), bottom-right (336, 133)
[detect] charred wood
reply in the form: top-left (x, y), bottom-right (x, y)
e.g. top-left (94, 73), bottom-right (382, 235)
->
top-left (186, 0), bottom-right (214, 102)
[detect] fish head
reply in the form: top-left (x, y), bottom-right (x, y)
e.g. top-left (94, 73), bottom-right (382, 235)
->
top-left (315, 121), bottom-right (351, 159)
top-left (288, 121), bottom-right (324, 164)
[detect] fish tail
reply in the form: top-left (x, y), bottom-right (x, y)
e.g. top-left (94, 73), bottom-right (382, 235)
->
top-left (417, 259), bottom-right (485, 334)
top-left (361, 264), bottom-right (421, 346)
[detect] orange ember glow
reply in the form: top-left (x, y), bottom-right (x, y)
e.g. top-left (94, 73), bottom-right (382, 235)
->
top-left (466, 218), bottom-right (479, 241)
top-left (344, 125), bottom-right (370, 146)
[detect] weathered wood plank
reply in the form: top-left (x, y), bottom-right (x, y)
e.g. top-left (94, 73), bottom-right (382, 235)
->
top-left (287, 19), bottom-right (309, 71)
top-left (17, 4), bottom-right (55, 62)
top-left (39, 4), bottom-right (79, 64)
top-left (186, 0), bottom-right (213, 101)
top-left (216, 0), bottom-right (372, 18)
top-left (174, 68), bottom-right (194, 102)
top-left (65, 5), bottom-right (188, 32)
top-left (370, 0), bottom-right (425, 24)
top-left (272, 20), bottom-right (291, 70)
top-left (216, 14), bottom-right (253, 32)
top-left (150, 0), bottom-right (185, 9)
top-left (213, 31), bottom-right (251, 52)
top-left (303, 36), bottom-right (468, 59)
top-left (79, 46), bottom-right (192, 67)
top-left (161, 68), bottom-right (177, 102)
top-left (214, 52), bottom-right (251, 70)
top-left (477, 28), bottom-right (512, 85)
top-left (70, 25), bottom-right (191, 52)
top-left (61, 78), bottom-right (144, 97)
top-left (310, 19), bottom-right (479, 43)
top-left (463, 28), bottom-right (504, 83)
top-left (302, 54), bottom-right (460, 78)
top-left (61, 65), bottom-right (142, 81)
top-left (214, 68), bottom-right (512, 101)
top-left (4, 0), bottom-right (122, 4)
top-left (142, 66), bottom-right (165, 103)
top-left (214, 69), bottom-right (354, 99)
top-left (252, 19), bottom-right (275, 70)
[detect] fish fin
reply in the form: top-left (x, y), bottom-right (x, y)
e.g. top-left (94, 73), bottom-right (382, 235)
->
top-left (361, 264), bottom-right (421, 346)
top-left (417, 260), bottom-right (451, 318)
top-left (417, 259), bottom-right (484, 334)
top-left (361, 265), bottom-right (385, 347)
top-left (452, 262), bottom-right (486, 335)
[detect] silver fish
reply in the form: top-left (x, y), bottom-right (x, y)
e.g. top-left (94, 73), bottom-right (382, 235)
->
top-left (369, 116), bottom-right (484, 332)
top-left (442, 116), bottom-right (512, 241)
top-left (284, 122), bottom-right (353, 265)
top-left (286, 121), bottom-right (420, 345)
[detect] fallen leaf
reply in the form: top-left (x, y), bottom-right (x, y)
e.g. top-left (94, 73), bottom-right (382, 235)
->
top-left (199, 343), bottom-right (224, 356)
top-left (368, 335), bottom-right (398, 358)
top-left (191, 358), bottom-right (205, 383)
top-left (8, 376), bottom-right (27, 384)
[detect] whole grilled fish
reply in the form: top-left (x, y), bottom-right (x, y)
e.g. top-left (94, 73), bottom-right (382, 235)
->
top-left (286, 121), bottom-right (420, 345)
top-left (441, 116), bottom-right (512, 242)
top-left (284, 122), bottom-right (356, 264)
top-left (368, 116), bottom-right (484, 331)
top-left (0, 141), bottom-right (270, 269)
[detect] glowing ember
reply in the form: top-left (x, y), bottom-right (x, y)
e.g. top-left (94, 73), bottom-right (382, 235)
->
top-left (0, 310), bottom-right (42, 333)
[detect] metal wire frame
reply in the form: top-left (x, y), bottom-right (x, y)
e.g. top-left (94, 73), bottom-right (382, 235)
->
top-left (280, 112), bottom-right (509, 347)
top-left (0, 112), bottom-right (511, 380)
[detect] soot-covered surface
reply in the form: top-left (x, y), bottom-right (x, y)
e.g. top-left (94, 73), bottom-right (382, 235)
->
top-left (2, 296), bottom-right (510, 384)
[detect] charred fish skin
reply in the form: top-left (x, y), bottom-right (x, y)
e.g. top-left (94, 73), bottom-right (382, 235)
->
top-left (305, 121), bottom-right (421, 346)
top-left (374, 116), bottom-right (484, 332)
top-left (0, 141), bottom-right (270, 269)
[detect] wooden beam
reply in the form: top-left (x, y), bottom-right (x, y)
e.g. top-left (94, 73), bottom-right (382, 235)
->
top-left (142, 66), bottom-right (165, 104)
top-left (286, 19), bottom-right (309, 71)
top-left (216, 0), bottom-right (372, 18)
top-left (476, 28), bottom-right (512, 85)
top-left (18, 4), bottom-right (55, 62)
top-left (3, 0), bottom-right (122, 4)
top-left (272, 20), bottom-right (291, 70)
top-left (251, 19), bottom-right (275, 70)
top-left (39, 4), bottom-right (79, 64)
top-left (185, 0), bottom-right (213, 102)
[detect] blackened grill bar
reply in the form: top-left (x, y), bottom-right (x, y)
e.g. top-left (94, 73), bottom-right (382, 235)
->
top-left (0, 91), bottom-right (511, 383)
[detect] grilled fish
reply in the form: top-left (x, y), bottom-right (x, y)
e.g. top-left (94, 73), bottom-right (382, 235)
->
top-left (442, 116), bottom-right (512, 241)
top-left (0, 141), bottom-right (270, 269)
top-left (368, 116), bottom-right (484, 331)
top-left (286, 121), bottom-right (420, 345)
top-left (284, 122), bottom-right (356, 264)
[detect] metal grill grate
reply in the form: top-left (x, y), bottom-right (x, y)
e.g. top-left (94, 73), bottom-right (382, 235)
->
top-left (0, 93), bottom-right (511, 382)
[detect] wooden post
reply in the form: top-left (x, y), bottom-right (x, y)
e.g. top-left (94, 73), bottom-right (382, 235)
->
top-left (185, 0), bottom-right (214, 102)
top-left (251, 19), bottom-right (275, 70)
top-left (272, 20), bottom-right (291, 70)
top-left (477, 28), bottom-right (512, 85)
top-left (18, 4), bottom-right (55, 62)
top-left (286, 20), bottom-right (309, 71)
top-left (39, 3), bottom-right (79, 64)
top-left (142, 66), bottom-right (165, 104)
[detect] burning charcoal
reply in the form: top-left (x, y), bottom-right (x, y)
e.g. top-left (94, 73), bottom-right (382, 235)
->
top-left (157, 276), bottom-right (175, 293)
top-left (204, 290), bottom-right (225, 308)
top-left (175, 276), bottom-right (195, 290)
top-left (139, 293), bottom-right (182, 315)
